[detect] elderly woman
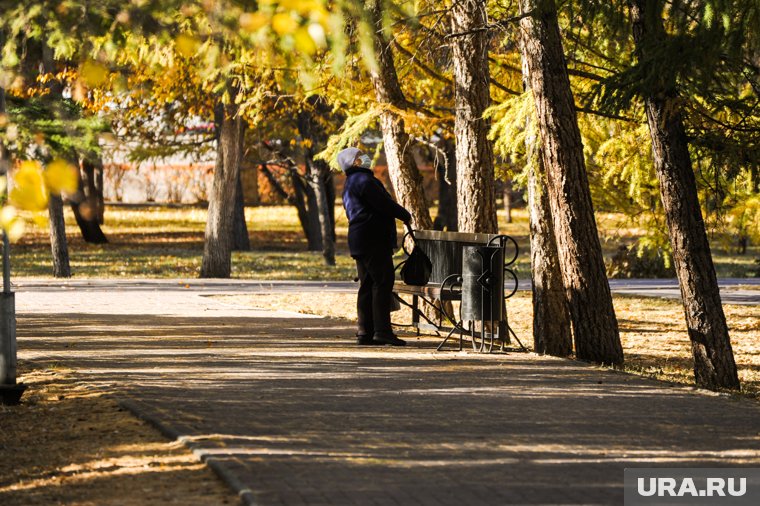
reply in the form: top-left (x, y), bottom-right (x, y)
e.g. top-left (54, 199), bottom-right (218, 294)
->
top-left (338, 147), bottom-right (412, 346)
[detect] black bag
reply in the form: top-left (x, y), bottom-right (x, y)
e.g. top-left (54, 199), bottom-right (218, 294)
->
top-left (398, 227), bottom-right (432, 286)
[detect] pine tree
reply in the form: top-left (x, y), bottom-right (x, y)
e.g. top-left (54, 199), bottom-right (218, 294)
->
top-left (451, 0), bottom-right (498, 233)
top-left (519, 0), bottom-right (623, 365)
top-left (627, 0), bottom-right (740, 389)
top-left (367, 2), bottom-right (433, 230)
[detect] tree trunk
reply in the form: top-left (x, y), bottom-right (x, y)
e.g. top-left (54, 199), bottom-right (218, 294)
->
top-left (38, 44), bottom-right (78, 262)
top-left (74, 159), bottom-right (108, 244)
top-left (290, 168), bottom-right (321, 251)
top-left (519, 0), bottom-right (623, 366)
top-left (519, 39), bottom-right (573, 357)
top-left (528, 159), bottom-right (573, 356)
top-left (259, 164), bottom-right (289, 201)
top-left (232, 125), bottom-right (250, 252)
top-left (308, 162), bottom-right (336, 265)
top-left (629, 0), bottom-right (739, 390)
top-left (433, 137), bottom-right (458, 232)
top-left (326, 171), bottom-right (336, 242)
top-left (305, 178), bottom-right (322, 251)
top-left (368, 5), bottom-right (433, 230)
top-left (79, 156), bottom-right (105, 224)
top-left (94, 160), bottom-right (104, 224)
top-left (41, 44), bottom-right (106, 245)
top-left (80, 157), bottom-right (105, 225)
top-left (48, 194), bottom-right (71, 278)
top-left (201, 101), bottom-right (244, 278)
top-left (296, 101), bottom-right (336, 265)
top-left (451, 0), bottom-right (498, 233)
top-left (232, 171), bottom-right (250, 251)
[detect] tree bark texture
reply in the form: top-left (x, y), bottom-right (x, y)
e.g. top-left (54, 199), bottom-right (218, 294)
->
top-left (201, 102), bottom-right (244, 278)
top-left (48, 194), bottom-right (71, 278)
top-left (232, 171), bottom-right (251, 251)
top-left (94, 162), bottom-right (104, 224)
top-left (519, 39), bottom-right (572, 357)
top-left (69, 158), bottom-right (108, 244)
top-left (79, 156), bottom-right (105, 224)
top-left (304, 177), bottom-right (322, 251)
top-left (232, 124), bottom-right (250, 251)
top-left (79, 157), bottom-right (105, 225)
top-left (325, 172), bottom-right (336, 242)
top-left (368, 5), bottom-right (433, 230)
top-left (307, 163), bottom-right (336, 265)
top-left (433, 137), bottom-right (458, 231)
top-left (528, 159), bottom-right (573, 356)
top-left (629, 0), bottom-right (739, 390)
top-left (290, 167), bottom-right (321, 251)
top-left (451, 0), bottom-right (498, 233)
top-left (74, 159), bottom-right (108, 244)
top-left (519, 0), bottom-right (623, 365)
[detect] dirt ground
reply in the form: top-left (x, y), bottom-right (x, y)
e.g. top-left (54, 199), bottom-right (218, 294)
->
top-left (0, 364), bottom-right (238, 506)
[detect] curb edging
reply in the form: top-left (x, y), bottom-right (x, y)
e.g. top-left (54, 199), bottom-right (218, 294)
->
top-left (118, 398), bottom-right (258, 506)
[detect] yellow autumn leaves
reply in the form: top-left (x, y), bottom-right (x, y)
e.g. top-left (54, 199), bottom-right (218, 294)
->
top-left (237, 1), bottom-right (329, 57)
top-left (79, 61), bottom-right (109, 87)
top-left (1, 160), bottom-right (78, 241)
top-left (169, 1), bottom-right (330, 61)
top-left (175, 34), bottom-right (201, 59)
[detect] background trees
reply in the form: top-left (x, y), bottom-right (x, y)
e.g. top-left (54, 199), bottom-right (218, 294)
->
top-left (451, 0), bottom-right (498, 233)
top-left (518, 0), bottom-right (623, 365)
top-left (1, 1), bottom-right (757, 387)
top-left (366, 1), bottom-right (434, 231)
top-left (563, 0), bottom-right (756, 388)
top-left (624, 0), bottom-right (740, 389)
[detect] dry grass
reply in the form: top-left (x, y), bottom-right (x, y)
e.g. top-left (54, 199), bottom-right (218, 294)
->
top-left (0, 365), bottom-right (236, 506)
top-left (11, 205), bottom-right (358, 280)
top-left (10, 205), bottom-right (759, 279)
top-left (614, 296), bottom-right (760, 395)
top-left (217, 291), bottom-right (760, 399)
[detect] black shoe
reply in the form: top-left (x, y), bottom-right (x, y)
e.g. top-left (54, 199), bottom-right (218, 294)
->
top-left (372, 334), bottom-right (407, 346)
top-left (357, 336), bottom-right (382, 346)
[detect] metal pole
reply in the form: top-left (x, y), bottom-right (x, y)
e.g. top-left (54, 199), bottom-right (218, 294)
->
top-left (0, 85), bottom-right (26, 404)
top-left (0, 208), bottom-right (23, 403)
top-left (0, 230), bottom-right (15, 385)
top-left (3, 230), bottom-right (9, 293)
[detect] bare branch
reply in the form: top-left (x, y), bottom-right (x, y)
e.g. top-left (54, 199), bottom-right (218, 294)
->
top-left (575, 106), bottom-right (638, 123)
top-left (445, 12), bottom-right (534, 38)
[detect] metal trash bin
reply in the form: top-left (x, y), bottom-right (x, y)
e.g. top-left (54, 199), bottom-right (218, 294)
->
top-left (461, 245), bottom-right (504, 324)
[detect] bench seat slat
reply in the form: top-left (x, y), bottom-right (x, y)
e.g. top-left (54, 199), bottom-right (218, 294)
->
top-left (393, 281), bottom-right (461, 301)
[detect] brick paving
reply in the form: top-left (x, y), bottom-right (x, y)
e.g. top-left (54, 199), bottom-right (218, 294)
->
top-left (15, 285), bottom-right (760, 505)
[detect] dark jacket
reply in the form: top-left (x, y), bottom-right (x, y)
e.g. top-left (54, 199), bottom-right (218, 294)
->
top-left (342, 167), bottom-right (412, 258)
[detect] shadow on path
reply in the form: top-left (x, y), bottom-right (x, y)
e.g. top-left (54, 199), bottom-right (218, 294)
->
top-left (18, 311), bottom-right (760, 505)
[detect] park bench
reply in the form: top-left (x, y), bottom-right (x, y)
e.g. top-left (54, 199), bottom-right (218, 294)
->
top-left (392, 229), bottom-right (523, 352)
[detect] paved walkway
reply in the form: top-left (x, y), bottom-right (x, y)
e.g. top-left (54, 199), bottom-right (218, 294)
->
top-left (15, 285), bottom-right (760, 505)
top-left (13, 277), bottom-right (760, 304)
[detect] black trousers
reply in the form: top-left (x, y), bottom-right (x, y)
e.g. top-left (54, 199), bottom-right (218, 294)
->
top-left (355, 252), bottom-right (395, 338)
